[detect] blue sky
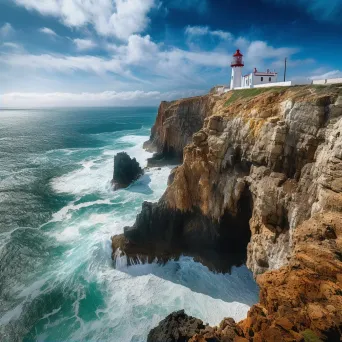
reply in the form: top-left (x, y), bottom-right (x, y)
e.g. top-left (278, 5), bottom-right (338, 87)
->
top-left (0, 0), bottom-right (341, 107)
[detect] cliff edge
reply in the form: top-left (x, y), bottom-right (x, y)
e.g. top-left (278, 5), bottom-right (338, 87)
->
top-left (113, 85), bottom-right (342, 341)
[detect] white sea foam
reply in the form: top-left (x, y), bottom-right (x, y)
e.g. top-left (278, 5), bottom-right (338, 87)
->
top-left (70, 258), bottom-right (254, 342)
top-left (51, 135), bottom-right (153, 196)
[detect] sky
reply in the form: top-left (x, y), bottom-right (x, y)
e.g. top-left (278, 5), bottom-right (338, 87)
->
top-left (0, 0), bottom-right (342, 107)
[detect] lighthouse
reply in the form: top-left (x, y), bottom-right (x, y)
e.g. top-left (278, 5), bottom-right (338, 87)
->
top-left (230, 49), bottom-right (244, 90)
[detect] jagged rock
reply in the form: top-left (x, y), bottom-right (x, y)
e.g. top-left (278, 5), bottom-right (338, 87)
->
top-left (193, 131), bottom-right (208, 146)
top-left (147, 310), bottom-right (212, 342)
top-left (111, 152), bottom-right (143, 190)
top-left (143, 96), bottom-right (216, 164)
top-left (112, 199), bottom-right (251, 273)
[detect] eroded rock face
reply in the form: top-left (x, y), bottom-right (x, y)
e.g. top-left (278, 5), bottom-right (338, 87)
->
top-left (112, 86), bottom-right (342, 341)
top-left (112, 198), bottom-right (251, 273)
top-left (143, 95), bottom-right (216, 164)
top-left (163, 89), bottom-right (342, 277)
top-left (111, 152), bottom-right (143, 190)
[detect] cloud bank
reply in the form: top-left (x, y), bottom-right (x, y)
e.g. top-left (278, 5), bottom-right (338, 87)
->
top-left (1, 89), bottom-right (205, 108)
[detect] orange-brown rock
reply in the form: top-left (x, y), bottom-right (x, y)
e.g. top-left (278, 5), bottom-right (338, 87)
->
top-left (236, 212), bottom-right (342, 341)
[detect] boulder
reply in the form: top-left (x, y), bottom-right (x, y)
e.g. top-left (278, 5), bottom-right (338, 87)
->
top-left (112, 152), bottom-right (143, 190)
top-left (147, 310), bottom-right (211, 342)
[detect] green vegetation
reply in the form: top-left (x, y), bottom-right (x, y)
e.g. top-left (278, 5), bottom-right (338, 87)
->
top-left (223, 83), bottom-right (342, 108)
top-left (311, 83), bottom-right (342, 95)
top-left (224, 87), bottom-right (289, 106)
top-left (301, 329), bottom-right (323, 342)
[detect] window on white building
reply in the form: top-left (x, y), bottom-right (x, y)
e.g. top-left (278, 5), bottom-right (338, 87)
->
top-left (269, 77), bottom-right (271, 82)
top-left (261, 77), bottom-right (263, 82)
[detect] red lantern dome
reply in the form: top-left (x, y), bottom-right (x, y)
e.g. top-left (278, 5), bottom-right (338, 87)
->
top-left (231, 49), bottom-right (244, 67)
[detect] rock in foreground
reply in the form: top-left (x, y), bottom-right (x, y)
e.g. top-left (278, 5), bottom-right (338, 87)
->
top-left (112, 152), bottom-right (143, 190)
top-left (147, 310), bottom-right (207, 342)
top-left (148, 310), bottom-right (245, 342)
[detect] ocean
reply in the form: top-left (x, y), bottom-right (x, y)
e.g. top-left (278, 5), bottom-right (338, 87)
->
top-left (0, 107), bottom-right (258, 342)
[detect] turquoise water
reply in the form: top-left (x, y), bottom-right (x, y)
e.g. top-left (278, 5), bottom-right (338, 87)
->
top-left (0, 107), bottom-right (258, 342)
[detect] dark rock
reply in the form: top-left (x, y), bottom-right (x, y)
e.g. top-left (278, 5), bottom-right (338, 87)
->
top-left (147, 310), bottom-right (208, 342)
top-left (324, 225), bottom-right (337, 240)
top-left (112, 152), bottom-right (143, 190)
top-left (147, 153), bottom-right (179, 167)
top-left (112, 198), bottom-right (251, 273)
top-left (168, 167), bottom-right (178, 186)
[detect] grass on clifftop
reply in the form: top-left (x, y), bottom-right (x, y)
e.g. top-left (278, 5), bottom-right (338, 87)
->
top-left (224, 87), bottom-right (289, 106)
top-left (223, 83), bottom-right (342, 107)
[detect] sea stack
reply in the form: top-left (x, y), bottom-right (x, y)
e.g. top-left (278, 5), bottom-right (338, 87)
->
top-left (112, 152), bottom-right (143, 190)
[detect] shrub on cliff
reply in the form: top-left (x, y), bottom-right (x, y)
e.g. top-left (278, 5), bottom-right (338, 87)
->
top-left (112, 152), bottom-right (143, 190)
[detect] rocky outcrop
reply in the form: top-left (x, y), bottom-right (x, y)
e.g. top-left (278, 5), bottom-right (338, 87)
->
top-left (147, 310), bottom-right (209, 342)
top-left (111, 152), bottom-right (143, 190)
top-left (143, 95), bottom-right (216, 164)
top-left (148, 310), bottom-right (245, 342)
top-left (112, 196), bottom-right (251, 272)
top-left (112, 85), bottom-right (342, 341)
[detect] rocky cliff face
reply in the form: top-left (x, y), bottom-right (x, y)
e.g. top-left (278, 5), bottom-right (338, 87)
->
top-left (143, 95), bottom-right (216, 163)
top-left (112, 85), bottom-right (342, 341)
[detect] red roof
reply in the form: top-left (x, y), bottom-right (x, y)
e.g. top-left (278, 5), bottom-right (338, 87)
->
top-left (233, 49), bottom-right (243, 57)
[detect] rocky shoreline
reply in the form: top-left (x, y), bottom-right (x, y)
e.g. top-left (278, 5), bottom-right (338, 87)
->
top-left (112, 86), bottom-right (342, 341)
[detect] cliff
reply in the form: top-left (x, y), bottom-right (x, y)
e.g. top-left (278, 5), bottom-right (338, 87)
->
top-left (112, 85), bottom-right (342, 341)
top-left (143, 95), bottom-right (216, 164)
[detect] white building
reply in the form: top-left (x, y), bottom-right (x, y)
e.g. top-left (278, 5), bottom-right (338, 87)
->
top-left (230, 49), bottom-right (278, 90)
top-left (215, 49), bottom-right (338, 94)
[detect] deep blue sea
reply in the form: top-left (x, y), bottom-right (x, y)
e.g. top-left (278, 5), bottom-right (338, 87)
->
top-left (0, 107), bottom-right (258, 342)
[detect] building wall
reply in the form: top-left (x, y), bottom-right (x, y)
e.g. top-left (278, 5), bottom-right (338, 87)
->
top-left (253, 81), bottom-right (292, 88)
top-left (233, 86), bottom-right (248, 90)
top-left (252, 74), bottom-right (277, 86)
top-left (312, 78), bottom-right (342, 85)
top-left (242, 74), bottom-right (253, 88)
top-left (291, 79), bottom-right (312, 85)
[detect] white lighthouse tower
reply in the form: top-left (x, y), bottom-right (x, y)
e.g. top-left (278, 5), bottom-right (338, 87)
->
top-left (230, 49), bottom-right (244, 90)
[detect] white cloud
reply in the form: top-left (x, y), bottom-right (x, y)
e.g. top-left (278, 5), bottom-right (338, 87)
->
top-left (14, 0), bottom-right (156, 40)
top-left (0, 34), bottom-right (230, 76)
top-left (1, 89), bottom-right (205, 107)
top-left (0, 52), bottom-right (132, 78)
top-left (310, 70), bottom-right (342, 80)
top-left (73, 38), bottom-right (97, 51)
top-left (0, 23), bottom-right (15, 39)
top-left (122, 34), bottom-right (159, 63)
top-left (2, 42), bottom-right (22, 50)
top-left (0, 32), bottom-right (303, 89)
top-left (185, 26), bottom-right (232, 40)
top-left (240, 40), bottom-right (299, 71)
top-left (246, 41), bottom-right (298, 60)
top-left (108, 0), bottom-right (156, 40)
top-left (39, 27), bottom-right (57, 36)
